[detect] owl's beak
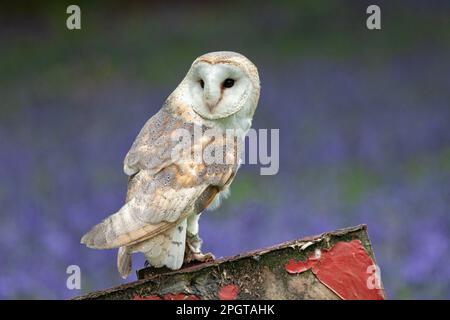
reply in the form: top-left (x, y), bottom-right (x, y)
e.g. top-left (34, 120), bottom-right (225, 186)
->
top-left (205, 101), bottom-right (216, 112)
top-left (204, 83), bottom-right (221, 112)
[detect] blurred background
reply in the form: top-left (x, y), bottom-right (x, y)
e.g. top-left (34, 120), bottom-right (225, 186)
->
top-left (0, 0), bottom-right (449, 299)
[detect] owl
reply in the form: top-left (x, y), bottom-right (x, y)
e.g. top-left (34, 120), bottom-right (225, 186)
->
top-left (81, 51), bottom-right (260, 278)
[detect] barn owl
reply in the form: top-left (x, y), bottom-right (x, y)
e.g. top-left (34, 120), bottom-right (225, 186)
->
top-left (81, 51), bottom-right (260, 278)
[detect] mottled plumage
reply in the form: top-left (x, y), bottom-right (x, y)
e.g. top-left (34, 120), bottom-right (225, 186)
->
top-left (81, 51), bottom-right (260, 278)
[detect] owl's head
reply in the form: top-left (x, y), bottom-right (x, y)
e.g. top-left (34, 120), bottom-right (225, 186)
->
top-left (179, 51), bottom-right (260, 122)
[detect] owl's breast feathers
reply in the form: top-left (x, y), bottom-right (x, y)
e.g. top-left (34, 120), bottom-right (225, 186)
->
top-left (81, 107), bottom-right (241, 250)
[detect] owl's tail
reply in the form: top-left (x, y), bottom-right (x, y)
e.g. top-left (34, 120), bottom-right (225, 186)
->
top-left (117, 246), bottom-right (132, 279)
top-left (80, 197), bottom-right (172, 249)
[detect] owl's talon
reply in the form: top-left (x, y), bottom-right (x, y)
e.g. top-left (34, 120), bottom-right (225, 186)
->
top-left (193, 252), bottom-right (215, 262)
top-left (184, 247), bottom-right (215, 264)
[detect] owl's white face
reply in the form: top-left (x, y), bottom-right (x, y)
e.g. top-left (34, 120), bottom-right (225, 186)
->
top-left (187, 62), bottom-right (253, 120)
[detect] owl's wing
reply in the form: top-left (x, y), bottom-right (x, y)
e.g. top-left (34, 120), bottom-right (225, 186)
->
top-left (123, 108), bottom-right (179, 177)
top-left (81, 108), bottom-right (238, 249)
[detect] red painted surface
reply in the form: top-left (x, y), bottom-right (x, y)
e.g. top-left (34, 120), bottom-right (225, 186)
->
top-left (164, 293), bottom-right (200, 300)
top-left (284, 240), bottom-right (384, 300)
top-left (285, 257), bottom-right (318, 274)
top-left (133, 293), bottom-right (200, 300)
top-left (218, 284), bottom-right (239, 300)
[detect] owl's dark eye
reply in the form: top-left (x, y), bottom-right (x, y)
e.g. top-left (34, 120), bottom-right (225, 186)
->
top-left (223, 78), bottom-right (235, 88)
top-left (199, 79), bottom-right (205, 89)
